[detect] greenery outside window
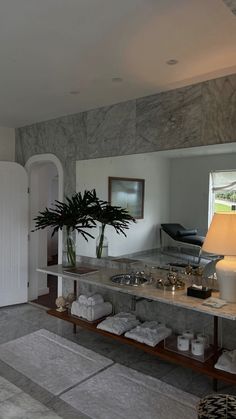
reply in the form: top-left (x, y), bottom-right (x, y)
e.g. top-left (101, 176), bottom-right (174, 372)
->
top-left (209, 170), bottom-right (236, 225)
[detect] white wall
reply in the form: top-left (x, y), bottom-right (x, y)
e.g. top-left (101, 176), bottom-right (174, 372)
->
top-left (0, 127), bottom-right (15, 160)
top-left (76, 152), bottom-right (170, 257)
top-left (170, 153), bottom-right (236, 236)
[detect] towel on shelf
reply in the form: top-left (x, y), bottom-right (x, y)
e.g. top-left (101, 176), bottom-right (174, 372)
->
top-left (86, 302), bottom-right (112, 322)
top-left (78, 294), bottom-right (88, 305)
top-left (125, 321), bottom-right (172, 347)
top-left (87, 294), bottom-right (104, 306)
top-left (97, 312), bottom-right (139, 335)
top-left (215, 350), bottom-right (236, 374)
top-left (71, 301), bottom-right (80, 317)
top-left (135, 321), bottom-right (165, 331)
top-left (71, 301), bottom-right (87, 318)
top-left (81, 304), bottom-right (88, 319)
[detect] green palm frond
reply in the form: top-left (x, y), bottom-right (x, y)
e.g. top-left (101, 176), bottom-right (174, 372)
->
top-left (33, 189), bottom-right (136, 243)
top-left (90, 192), bottom-right (136, 235)
top-left (33, 190), bottom-right (98, 241)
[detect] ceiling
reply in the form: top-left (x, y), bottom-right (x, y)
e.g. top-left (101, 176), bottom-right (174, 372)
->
top-left (0, 0), bottom-right (235, 128)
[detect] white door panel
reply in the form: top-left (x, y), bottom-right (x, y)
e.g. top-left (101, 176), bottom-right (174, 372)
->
top-left (0, 162), bottom-right (28, 306)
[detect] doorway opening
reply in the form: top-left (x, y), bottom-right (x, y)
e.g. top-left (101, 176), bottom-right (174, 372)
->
top-left (25, 154), bottom-right (63, 308)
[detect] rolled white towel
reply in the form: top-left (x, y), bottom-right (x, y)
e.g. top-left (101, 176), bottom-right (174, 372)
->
top-left (78, 294), bottom-right (88, 305)
top-left (71, 301), bottom-right (80, 317)
top-left (79, 304), bottom-right (87, 319)
top-left (86, 302), bottom-right (112, 321)
top-left (87, 294), bottom-right (104, 306)
top-left (71, 301), bottom-right (85, 318)
top-left (77, 304), bottom-right (84, 318)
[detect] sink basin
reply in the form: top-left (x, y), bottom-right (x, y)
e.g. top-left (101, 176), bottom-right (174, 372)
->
top-left (110, 273), bottom-right (148, 287)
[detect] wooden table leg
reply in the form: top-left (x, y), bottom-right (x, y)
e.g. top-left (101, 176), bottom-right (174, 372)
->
top-left (213, 316), bottom-right (218, 352)
top-left (212, 316), bottom-right (218, 391)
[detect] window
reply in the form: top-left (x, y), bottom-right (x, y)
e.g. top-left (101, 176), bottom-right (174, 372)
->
top-left (208, 170), bottom-right (236, 225)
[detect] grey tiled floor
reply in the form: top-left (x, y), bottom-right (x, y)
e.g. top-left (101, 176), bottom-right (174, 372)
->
top-left (0, 303), bottom-right (235, 419)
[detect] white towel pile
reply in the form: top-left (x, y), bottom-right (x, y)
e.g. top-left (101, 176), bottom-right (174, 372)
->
top-left (71, 294), bottom-right (112, 321)
top-left (125, 321), bottom-right (172, 347)
top-left (97, 312), bottom-right (140, 335)
top-left (215, 350), bottom-right (236, 374)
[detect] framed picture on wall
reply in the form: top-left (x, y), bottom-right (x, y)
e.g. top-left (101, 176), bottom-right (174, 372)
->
top-left (108, 177), bottom-right (145, 219)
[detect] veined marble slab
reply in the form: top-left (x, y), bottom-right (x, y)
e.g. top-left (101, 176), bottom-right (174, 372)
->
top-left (136, 83), bottom-right (202, 152)
top-left (0, 329), bottom-right (113, 396)
top-left (61, 363), bottom-right (199, 419)
top-left (38, 264), bottom-right (236, 320)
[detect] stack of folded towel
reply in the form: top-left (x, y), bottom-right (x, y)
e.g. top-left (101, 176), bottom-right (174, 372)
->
top-left (71, 294), bottom-right (112, 321)
top-left (97, 312), bottom-right (139, 335)
top-left (124, 321), bottom-right (172, 347)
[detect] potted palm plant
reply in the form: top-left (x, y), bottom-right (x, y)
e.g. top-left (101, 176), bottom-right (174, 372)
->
top-left (91, 196), bottom-right (136, 258)
top-left (33, 190), bottom-right (98, 267)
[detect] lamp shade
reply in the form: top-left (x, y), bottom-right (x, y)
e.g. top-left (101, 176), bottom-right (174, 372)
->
top-left (202, 213), bottom-right (236, 256)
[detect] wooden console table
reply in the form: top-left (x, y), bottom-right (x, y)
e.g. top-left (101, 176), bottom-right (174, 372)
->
top-left (38, 263), bottom-right (236, 390)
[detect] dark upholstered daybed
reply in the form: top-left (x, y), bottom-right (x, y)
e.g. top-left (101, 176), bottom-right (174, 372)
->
top-left (160, 223), bottom-right (205, 262)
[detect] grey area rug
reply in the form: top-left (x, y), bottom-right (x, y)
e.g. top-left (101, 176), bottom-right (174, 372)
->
top-left (0, 376), bottom-right (62, 419)
top-left (61, 363), bottom-right (199, 419)
top-left (0, 329), bottom-right (113, 396)
top-left (0, 329), bottom-right (199, 419)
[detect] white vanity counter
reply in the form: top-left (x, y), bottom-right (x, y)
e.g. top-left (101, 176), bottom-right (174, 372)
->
top-left (37, 264), bottom-right (236, 320)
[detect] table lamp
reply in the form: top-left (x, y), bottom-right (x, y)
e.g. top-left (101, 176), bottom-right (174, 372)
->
top-left (202, 213), bottom-right (236, 303)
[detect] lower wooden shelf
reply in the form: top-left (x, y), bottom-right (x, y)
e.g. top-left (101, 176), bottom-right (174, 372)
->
top-left (47, 309), bottom-right (236, 386)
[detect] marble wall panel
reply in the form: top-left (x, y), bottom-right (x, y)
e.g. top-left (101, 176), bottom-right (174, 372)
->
top-left (15, 74), bottom-right (236, 196)
top-left (81, 100), bottom-right (136, 159)
top-left (136, 83), bottom-right (202, 152)
top-left (16, 112), bottom-right (87, 196)
top-left (202, 74), bottom-right (236, 146)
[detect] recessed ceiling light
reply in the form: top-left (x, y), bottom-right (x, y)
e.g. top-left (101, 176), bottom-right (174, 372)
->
top-left (166, 59), bottom-right (178, 66)
top-left (69, 90), bottom-right (80, 95)
top-left (112, 77), bottom-right (123, 83)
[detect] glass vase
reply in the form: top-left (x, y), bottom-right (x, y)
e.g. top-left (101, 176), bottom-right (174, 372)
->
top-left (62, 227), bottom-right (76, 268)
top-left (96, 225), bottom-right (108, 258)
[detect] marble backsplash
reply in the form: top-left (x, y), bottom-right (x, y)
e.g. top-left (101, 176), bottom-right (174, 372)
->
top-left (16, 73), bottom-right (236, 196)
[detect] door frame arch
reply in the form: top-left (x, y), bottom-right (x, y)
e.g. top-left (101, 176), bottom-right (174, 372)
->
top-left (25, 153), bottom-right (64, 298)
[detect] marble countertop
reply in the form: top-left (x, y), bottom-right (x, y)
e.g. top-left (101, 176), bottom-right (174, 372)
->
top-left (37, 264), bottom-right (236, 320)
